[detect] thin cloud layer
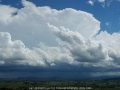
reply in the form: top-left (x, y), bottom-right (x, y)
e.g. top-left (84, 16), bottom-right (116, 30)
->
top-left (0, 0), bottom-right (120, 78)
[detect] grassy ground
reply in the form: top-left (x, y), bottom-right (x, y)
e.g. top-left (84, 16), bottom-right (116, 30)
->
top-left (0, 79), bottom-right (120, 90)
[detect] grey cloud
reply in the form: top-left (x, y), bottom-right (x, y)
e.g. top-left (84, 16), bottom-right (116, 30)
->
top-left (0, 32), bottom-right (74, 67)
top-left (48, 24), bottom-right (109, 63)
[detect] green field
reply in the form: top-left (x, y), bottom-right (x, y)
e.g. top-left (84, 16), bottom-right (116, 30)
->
top-left (0, 78), bottom-right (120, 90)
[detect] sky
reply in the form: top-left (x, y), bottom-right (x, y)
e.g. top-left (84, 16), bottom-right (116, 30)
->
top-left (0, 0), bottom-right (120, 79)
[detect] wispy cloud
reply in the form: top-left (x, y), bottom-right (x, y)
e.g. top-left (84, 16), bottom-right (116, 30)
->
top-left (106, 0), bottom-right (113, 7)
top-left (98, 0), bottom-right (105, 7)
top-left (98, 0), bottom-right (105, 3)
top-left (106, 22), bottom-right (111, 26)
top-left (87, 0), bottom-right (94, 6)
top-left (88, 0), bottom-right (114, 7)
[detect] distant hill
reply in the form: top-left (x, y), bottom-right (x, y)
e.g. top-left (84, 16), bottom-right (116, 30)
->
top-left (0, 76), bottom-right (120, 81)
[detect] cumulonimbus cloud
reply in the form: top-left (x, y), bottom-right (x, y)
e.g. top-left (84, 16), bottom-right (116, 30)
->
top-left (0, 0), bottom-right (120, 77)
